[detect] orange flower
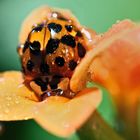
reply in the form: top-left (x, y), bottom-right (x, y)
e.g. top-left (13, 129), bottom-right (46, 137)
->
top-left (73, 19), bottom-right (140, 139)
top-left (0, 6), bottom-right (101, 137)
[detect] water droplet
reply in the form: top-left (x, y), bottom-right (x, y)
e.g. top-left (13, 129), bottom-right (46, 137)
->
top-left (62, 122), bottom-right (70, 128)
top-left (17, 83), bottom-right (24, 88)
top-left (6, 96), bottom-right (12, 101)
top-left (92, 123), bottom-right (97, 130)
top-left (6, 103), bottom-right (10, 106)
top-left (4, 108), bottom-right (9, 113)
top-left (15, 100), bottom-right (19, 104)
top-left (33, 107), bottom-right (39, 115)
top-left (116, 20), bottom-right (120, 23)
top-left (24, 117), bottom-right (29, 120)
top-left (13, 115), bottom-right (18, 120)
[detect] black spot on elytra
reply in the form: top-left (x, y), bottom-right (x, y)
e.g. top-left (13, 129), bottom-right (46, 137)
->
top-left (32, 25), bottom-right (43, 32)
top-left (61, 35), bottom-right (76, 48)
top-left (69, 60), bottom-right (77, 71)
top-left (55, 56), bottom-right (65, 67)
top-left (26, 60), bottom-right (34, 71)
top-left (49, 75), bottom-right (62, 89)
top-left (23, 41), bottom-right (30, 53)
top-left (76, 31), bottom-right (83, 37)
top-left (77, 43), bottom-right (86, 58)
top-left (29, 41), bottom-right (41, 55)
top-left (22, 65), bottom-right (25, 73)
top-left (65, 25), bottom-right (73, 32)
top-left (40, 63), bottom-right (50, 74)
top-left (48, 22), bottom-right (62, 33)
top-left (34, 78), bottom-right (48, 91)
top-left (46, 38), bottom-right (60, 54)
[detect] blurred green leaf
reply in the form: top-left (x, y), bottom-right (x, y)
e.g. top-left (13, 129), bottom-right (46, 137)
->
top-left (87, 82), bottom-right (116, 127)
top-left (77, 111), bottom-right (124, 140)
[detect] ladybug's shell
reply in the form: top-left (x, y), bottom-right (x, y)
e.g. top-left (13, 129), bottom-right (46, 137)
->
top-left (20, 17), bottom-right (88, 81)
top-left (18, 6), bottom-right (95, 98)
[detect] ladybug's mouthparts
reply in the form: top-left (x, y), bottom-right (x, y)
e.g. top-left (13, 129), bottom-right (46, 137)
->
top-left (18, 12), bottom-right (87, 100)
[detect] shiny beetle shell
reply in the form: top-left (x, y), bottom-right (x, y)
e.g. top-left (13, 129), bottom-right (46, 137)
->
top-left (18, 11), bottom-right (88, 100)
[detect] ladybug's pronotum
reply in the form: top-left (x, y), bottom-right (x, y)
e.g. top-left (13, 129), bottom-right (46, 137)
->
top-left (18, 12), bottom-right (89, 100)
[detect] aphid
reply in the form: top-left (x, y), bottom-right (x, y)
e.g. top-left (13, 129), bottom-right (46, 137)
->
top-left (18, 12), bottom-right (88, 100)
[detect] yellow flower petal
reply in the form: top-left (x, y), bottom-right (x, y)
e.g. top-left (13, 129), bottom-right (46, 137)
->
top-left (34, 88), bottom-right (101, 137)
top-left (89, 21), bottom-right (140, 103)
top-left (0, 71), bottom-right (102, 137)
top-left (94, 19), bottom-right (135, 44)
top-left (70, 50), bottom-right (96, 92)
top-left (0, 71), bottom-right (37, 120)
top-left (87, 20), bottom-right (140, 139)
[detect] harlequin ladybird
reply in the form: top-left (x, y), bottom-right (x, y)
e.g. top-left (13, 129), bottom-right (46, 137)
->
top-left (18, 12), bottom-right (88, 100)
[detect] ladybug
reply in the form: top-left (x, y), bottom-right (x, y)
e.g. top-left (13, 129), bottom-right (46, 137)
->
top-left (18, 12), bottom-right (88, 100)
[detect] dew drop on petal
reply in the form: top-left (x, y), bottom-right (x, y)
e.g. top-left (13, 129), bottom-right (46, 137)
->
top-left (116, 20), bottom-right (120, 23)
top-left (62, 121), bottom-right (70, 129)
top-left (33, 106), bottom-right (39, 115)
top-left (6, 103), bottom-right (10, 107)
top-left (0, 114), bottom-right (3, 118)
top-left (6, 96), bottom-right (12, 101)
top-left (24, 117), bottom-right (29, 120)
top-left (15, 100), bottom-right (19, 104)
top-left (4, 108), bottom-right (10, 114)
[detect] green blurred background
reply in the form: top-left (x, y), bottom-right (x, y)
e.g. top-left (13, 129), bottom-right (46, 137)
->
top-left (0, 0), bottom-right (140, 139)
